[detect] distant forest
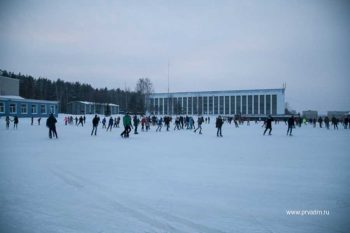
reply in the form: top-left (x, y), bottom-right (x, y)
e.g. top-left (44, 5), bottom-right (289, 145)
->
top-left (0, 69), bottom-right (152, 113)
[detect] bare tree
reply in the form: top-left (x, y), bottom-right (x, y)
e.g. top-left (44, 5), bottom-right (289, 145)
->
top-left (135, 78), bottom-right (154, 113)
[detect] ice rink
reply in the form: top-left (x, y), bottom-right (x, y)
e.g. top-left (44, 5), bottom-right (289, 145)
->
top-left (0, 115), bottom-right (349, 233)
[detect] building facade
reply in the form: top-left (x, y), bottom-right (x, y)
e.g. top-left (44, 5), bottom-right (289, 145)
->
top-left (67, 101), bottom-right (119, 115)
top-left (302, 110), bottom-right (318, 119)
top-left (0, 96), bottom-right (59, 118)
top-left (148, 88), bottom-right (285, 116)
top-left (0, 76), bottom-right (19, 96)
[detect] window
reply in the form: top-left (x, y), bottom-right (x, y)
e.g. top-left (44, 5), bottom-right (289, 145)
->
top-left (50, 105), bottom-right (55, 114)
top-left (150, 98), bottom-right (154, 114)
top-left (254, 95), bottom-right (259, 115)
top-left (188, 97), bottom-right (192, 115)
top-left (219, 96), bottom-right (224, 114)
top-left (193, 97), bottom-right (197, 115)
top-left (230, 96), bottom-right (235, 114)
top-left (21, 104), bottom-right (28, 114)
top-left (41, 104), bottom-right (46, 114)
top-left (182, 97), bottom-right (187, 115)
top-left (173, 98), bottom-right (178, 115)
top-left (236, 96), bottom-right (241, 115)
top-left (225, 96), bottom-right (229, 115)
top-left (272, 95), bottom-right (277, 115)
top-left (260, 95), bottom-right (265, 115)
top-left (31, 104), bottom-right (37, 114)
top-left (248, 96), bottom-right (252, 114)
top-left (198, 97), bottom-right (202, 115)
top-left (155, 98), bottom-right (159, 114)
top-left (203, 96), bottom-right (208, 114)
top-left (178, 97), bottom-right (183, 114)
top-left (214, 96), bottom-right (218, 114)
top-left (209, 96), bottom-right (213, 114)
top-left (159, 98), bottom-right (163, 115)
top-left (0, 102), bottom-right (4, 113)
top-left (242, 96), bottom-right (247, 114)
top-left (266, 95), bottom-right (271, 115)
top-left (10, 104), bottom-right (17, 114)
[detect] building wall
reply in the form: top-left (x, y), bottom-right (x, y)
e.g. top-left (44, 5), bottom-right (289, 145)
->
top-left (302, 110), bottom-right (318, 119)
top-left (66, 101), bottom-right (119, 115)
top-left (0, 99), bottom-right (58, 118)
top-left (0, 76), bottom-right (19, 96)
top-left (148, 89), bottom-right (285, 116)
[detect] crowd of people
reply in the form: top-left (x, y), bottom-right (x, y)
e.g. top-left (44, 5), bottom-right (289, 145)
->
top-left (2, 113), bottom-right (349, 139)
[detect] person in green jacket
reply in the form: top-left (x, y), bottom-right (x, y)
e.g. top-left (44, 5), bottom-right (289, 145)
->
top-left (120, 113), bottom-right (132, 138)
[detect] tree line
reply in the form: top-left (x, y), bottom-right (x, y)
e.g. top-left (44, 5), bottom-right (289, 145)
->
top-left (0, 69), bottom-right (153, 114)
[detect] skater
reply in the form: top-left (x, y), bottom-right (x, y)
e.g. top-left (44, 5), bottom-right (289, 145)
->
top-left (331, 116), bottom-right (338, 130)
top-left (77, 116), bottom-right (84, 126)
top-left (133, 115), bottom-right (139, 134)
top-left (75, 116), bottom-right (78, 125)
top-left (91, 115), bottom-right (100, 136)
top-left (263, 115), bottom-right (273, 136)
top-left (116, 116), bottom-right (120, 128)
top-left (101, 117), bottom-right (107, 128)
top-left (38, 117), bottom-right (41, 125)
top-left (141, 116), bottom-right (146, 131)
top-left (106, 116), bottom-right (114, 131)
top-left (5, 116), bottom-right (10, 129)
top-left (174, 117), bottom-right (180, 130)
top-left (194, 116), bottom-right (204, 134)
top-left (287, 115), bottom-right (295, 136)
top-left (31, 117), bottom-right (34, 125)
top-left (120, 113), bottom-right (132, 138)
top-left (13, 115), bottom-right (19, 129)
top-left (156, 117), bottom-right (163, 132)
top-left (216, 115), bottom-right (223, 137)
top-left (46, 113), bottom-right (58, 139)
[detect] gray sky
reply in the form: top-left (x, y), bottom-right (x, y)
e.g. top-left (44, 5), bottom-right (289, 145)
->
top-left (1, 0), bottom-right (349, 112)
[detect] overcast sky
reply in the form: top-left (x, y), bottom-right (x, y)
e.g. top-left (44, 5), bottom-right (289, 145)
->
top-left (0, 0), bottom-right (349, 112)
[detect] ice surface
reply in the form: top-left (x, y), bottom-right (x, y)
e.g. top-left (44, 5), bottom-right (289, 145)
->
top-left (0, 115), bottom-right (349, 233)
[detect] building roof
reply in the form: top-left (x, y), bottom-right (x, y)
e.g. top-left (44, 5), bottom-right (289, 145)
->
top-left (150, 88), bottom-right (285, 97)
top-left (0, 95), bottom-right (59, 104)
top-left (68, 101), bottom-right (119, 107)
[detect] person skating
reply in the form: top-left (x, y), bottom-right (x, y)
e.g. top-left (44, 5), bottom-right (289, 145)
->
top-left (46, 113), bottom-right (58, 139)
top-left (133, 115), bottom-right (140, 134)
top-left (77, 116), bottom-right (84, 126)
top-left (263, 115), bottom-right (273, 136)
top-left (106, 116), bottom-right (114, 131)
top-left (38, 117), bottom-right (41, 125)
top-left (331, 116), bottom-right (338, 130)
top-left (325, 116), bottom-right (330, 129)
top-left (156, 117), bottom-right (163, 132)
top-left (5, 116), bottom-right (10, 129)
top-left (120, 113), bottom-right (132, 138)
top-left (13, 115), bottom-right (19, 129)
top-left (287, 115), bottom-right (295, 136)
top-left (194, 116), bottom-right (204, 134)
top-left (116, 116), bottom-right (120, 128)
top-left (31, 117), bottom-right (34, 125)
top-left (216, 115), bottom-right (223, 137)
top-left (102, 117), bottom-right (107, 128)
top-left (91, 115), bottom-right (100, 136)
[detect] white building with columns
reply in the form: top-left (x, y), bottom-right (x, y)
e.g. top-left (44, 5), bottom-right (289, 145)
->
top-left (148, 88), bottom-right (285, 116)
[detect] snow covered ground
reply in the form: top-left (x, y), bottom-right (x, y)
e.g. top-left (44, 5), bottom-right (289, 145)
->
top-left (0, 115), bottom-right (349, 233)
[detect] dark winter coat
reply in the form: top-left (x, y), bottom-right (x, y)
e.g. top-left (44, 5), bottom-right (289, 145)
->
top-left (46, 115), bottom-right (57, 128)
top-left (92, 116), bottom-right (99, 126)
top-left (216, 117), bottom-right (223, 128)
top-left (288, 117), bottom-right (295, 127)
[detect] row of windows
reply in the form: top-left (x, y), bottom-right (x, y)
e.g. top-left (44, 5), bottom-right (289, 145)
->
top-left (149, 95), bottom-right (278, 115)
top-left (0, 102), bottom-right (56, 114)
